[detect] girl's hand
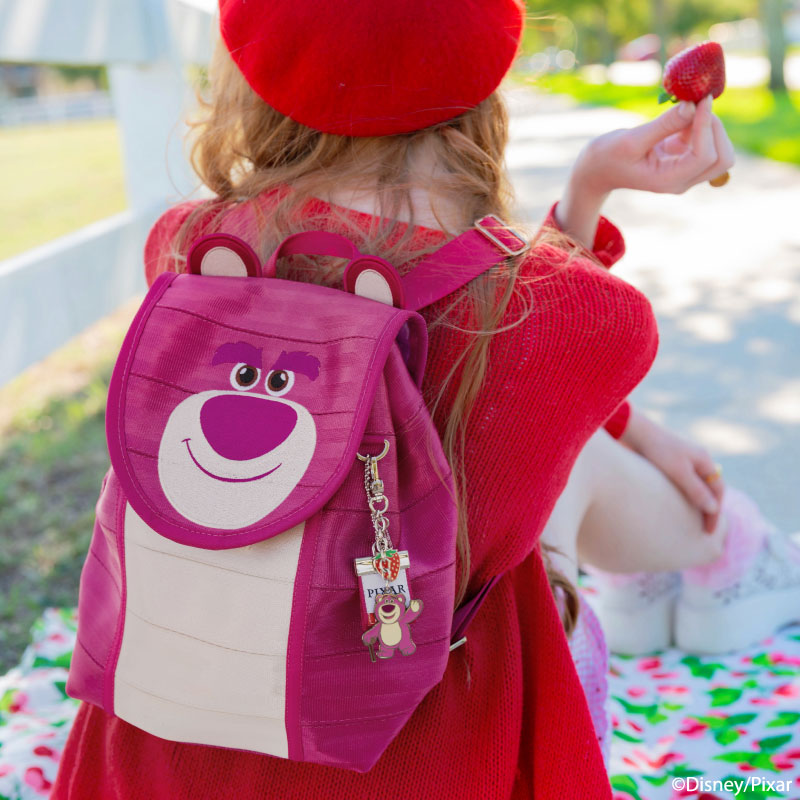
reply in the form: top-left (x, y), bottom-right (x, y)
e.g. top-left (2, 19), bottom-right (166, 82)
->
top-left (621, 409), bottom-right (725, 534)
top-left (556, 95), bottom-right (735, 248)
top-left (577, 95), bottom-right (735, 196)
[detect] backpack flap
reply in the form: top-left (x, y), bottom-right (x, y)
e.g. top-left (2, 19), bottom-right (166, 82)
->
top-left (106, 236), bottom-right (427, 550)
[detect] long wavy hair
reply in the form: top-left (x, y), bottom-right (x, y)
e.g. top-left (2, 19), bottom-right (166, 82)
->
top-left (172, 41), bottom-right (580, 633)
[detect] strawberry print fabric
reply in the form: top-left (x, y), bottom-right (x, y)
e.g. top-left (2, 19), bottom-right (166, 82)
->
top-left (576, 572), bottom-right (800, 799)
top-left (2, 606), bottom-right (800, 799)
top-left (605, 631), bottom-right (800, 800)
top-left (0, 609), bottom-right (79, 799)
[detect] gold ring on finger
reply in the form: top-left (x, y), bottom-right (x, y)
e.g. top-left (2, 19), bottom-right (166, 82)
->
top-left (703, 463), bottom-right (723, 484)
top-left (709, 171), bottom-right (730, 188)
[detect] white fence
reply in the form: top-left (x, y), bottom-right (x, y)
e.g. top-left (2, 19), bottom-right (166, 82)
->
top-left (0, 91), bottom-right (114, 125)
top-left (0, 0), bottom-right (215, 386)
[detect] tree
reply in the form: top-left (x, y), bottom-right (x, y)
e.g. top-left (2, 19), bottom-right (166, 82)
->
top-left (761, 0), bottom-right (787, 90)
top-left (652, 0), bottom-right (669, 64)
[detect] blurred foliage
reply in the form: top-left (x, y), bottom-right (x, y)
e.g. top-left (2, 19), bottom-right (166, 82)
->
top-left (669, 0), bottom-right (758, 35)
top-left (0, 62), bottom-right (108, 96)
top-left (536, 72), bottom-right (800, 164)
top-left (720, 88), bottom-right (800, 161)
top-left (0, 119), bottom-right (126, 260)
top-left (51, 64), bottom-right (109, 91)
top-left (523, 0), bottom-right (758, 64)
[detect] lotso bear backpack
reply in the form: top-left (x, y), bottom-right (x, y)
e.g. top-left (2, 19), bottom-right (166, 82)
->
top-left (66, 216), bottom-right (529, 772)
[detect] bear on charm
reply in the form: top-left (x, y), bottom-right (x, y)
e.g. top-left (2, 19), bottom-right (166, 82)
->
top-left (362, 593), bottom-right (423, 659)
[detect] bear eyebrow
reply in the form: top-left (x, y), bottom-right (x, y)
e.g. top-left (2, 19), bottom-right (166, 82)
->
top-left (270, 351), bottom-right (321, 382)
top-left (212, 342), bottom-right (263, 369)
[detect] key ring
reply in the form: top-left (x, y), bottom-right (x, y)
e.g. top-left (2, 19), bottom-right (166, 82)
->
top-left (357, 440), bottom-right (390, 462)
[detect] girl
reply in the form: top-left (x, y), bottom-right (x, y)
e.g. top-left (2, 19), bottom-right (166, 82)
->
top-left (53, 1), bottom-right (739, 797)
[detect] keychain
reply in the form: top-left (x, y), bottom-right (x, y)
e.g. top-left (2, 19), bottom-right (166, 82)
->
top-left (353, 440), bottom-right (423, 661)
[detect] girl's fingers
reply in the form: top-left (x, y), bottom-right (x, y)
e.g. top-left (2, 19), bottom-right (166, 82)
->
top-left (627, 95), bottom-right (732, 194)
top-left (703, 476), bottom-right (725, 533)
top-left (658, 129), bottom-right (692, 156)
top-left (692, 446), bottom-right (716, 481)
top-left (669, 95), bottom-right (717, 184)
top-left (685, 470), bottom-right (720, 516)
top-left (703, 508), bottom-right (721, 534)
top-left (631, 100), bottom-right (696, 151)
top-left (691, 448), bottom-right (725, 532)
top-left (690, 95), bottom-right (717, 161)
top-left (644, 96), bottom-right (718, 192)
top-left (695, 114), bottom-right (736, 183)
top-left (666, 460), bottom-right (719, 518)
top-left (683, 450), bottom-right (720, 515)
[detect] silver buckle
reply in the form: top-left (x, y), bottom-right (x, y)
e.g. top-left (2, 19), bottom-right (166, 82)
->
top-left (449, 636), bottom-right (468, 652)
top-left (474, 215), bottom-right (530, 257)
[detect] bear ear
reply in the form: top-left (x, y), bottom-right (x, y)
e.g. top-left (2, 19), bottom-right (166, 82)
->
top-left (343, 257), bottom-right (405, 307)
top-left (187, 234), bottom-right (262, 277)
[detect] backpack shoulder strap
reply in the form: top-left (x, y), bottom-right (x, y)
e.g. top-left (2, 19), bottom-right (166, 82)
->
top-left (401, 216), bottom-right (529, 312)
top-left (450, 574), bottom-right (504, 649)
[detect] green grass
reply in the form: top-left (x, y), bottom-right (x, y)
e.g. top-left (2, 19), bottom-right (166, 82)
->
top-left (533, 73), bottom-right (800, 166)
top-left (0, 118), bottom-right (129, 665)
top-left (0, 118), bottom-right (127, 261)
top-left (0, 302), bottom-right (137, 671)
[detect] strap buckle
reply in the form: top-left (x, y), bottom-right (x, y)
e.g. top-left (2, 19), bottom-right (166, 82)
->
top-left (474, 215), bottom-right (530, 257)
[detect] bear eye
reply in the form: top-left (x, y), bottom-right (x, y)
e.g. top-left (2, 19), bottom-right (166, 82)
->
top-left (265, 369), bottom-right (295, 397)
top-left (230, 363), bottom-right (261, 390)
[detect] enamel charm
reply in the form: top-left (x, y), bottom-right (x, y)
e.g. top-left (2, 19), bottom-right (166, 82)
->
top-left (354, 551), bottom-right (412, 625)
top-left (373, 549), bottom-right (401, 582)
top-left (362, 594), bottom-right (424, 659)
top-left (354, 441), bottom-right (422, 662)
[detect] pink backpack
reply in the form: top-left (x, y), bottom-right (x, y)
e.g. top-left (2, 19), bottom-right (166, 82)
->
top-left (66, 217), bottom-right (528, 772)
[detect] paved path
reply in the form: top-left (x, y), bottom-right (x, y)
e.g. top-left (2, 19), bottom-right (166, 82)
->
top-left (507, 91), bottom-right (800, 530)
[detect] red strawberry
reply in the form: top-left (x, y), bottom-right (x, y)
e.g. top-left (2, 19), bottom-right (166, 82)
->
top-left (373, 550), bottom-right (400, 582)
top-left (660, 41), bottom-right (725, 104)
top-left (24, 767), bottom-right (52, 794)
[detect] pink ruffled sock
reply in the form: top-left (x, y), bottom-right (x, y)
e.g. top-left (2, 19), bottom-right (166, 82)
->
top-left (583, 564), bottom-right (645, 588)
top-left (681, 487), bottom-right (777, 590)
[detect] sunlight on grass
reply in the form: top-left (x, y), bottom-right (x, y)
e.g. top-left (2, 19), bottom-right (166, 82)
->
top-left (531, 73), bottom-right (800, 166)
top-left (0, 118), bottom-right (127, 261)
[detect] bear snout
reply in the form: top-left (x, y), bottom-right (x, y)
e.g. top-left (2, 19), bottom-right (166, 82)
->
top-left (199, 393), bottom-right (298, 461)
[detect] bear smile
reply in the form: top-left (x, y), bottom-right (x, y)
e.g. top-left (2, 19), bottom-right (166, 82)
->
top-left (182, 438), bottom-right (282, 483)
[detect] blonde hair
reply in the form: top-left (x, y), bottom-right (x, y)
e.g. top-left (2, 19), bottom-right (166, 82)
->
top-left (175, 41), bottom-right (580, 632)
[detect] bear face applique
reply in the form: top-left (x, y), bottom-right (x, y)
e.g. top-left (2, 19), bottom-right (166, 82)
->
top-left (106, 232), bottom-right (426, 547)
top-left (157, 344), bottom-right (321, 529)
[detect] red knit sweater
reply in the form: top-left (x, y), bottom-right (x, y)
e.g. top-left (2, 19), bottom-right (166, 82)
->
top-left (52, 199), bottom-right (657, 800)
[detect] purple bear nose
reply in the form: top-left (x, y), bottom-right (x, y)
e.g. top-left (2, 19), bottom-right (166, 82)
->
top-left (199, 394), bottom-right (297, 461)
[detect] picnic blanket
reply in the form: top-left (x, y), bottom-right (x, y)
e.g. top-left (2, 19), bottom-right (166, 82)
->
top-left (607, 632), bottom-right (800, 799)
top-left (1, 608), bottom-right (799, 799)
top-left (0, 609), bottom-right (76, 798)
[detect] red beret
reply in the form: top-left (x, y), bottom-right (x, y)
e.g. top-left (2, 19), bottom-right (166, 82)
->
top-left (219, 0), bottom-right (525, 137)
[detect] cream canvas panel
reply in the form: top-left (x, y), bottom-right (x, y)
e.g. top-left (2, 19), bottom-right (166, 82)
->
top-left (114, 504), bottom-right (304, 757)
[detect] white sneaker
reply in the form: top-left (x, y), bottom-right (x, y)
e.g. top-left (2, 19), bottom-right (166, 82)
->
top-left (676, 527), bottom-right (800, 654)
top-left (583, 569), bottom-right (681, 656)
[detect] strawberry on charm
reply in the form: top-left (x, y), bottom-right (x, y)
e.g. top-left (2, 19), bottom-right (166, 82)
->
top-left (373, 549), bottom-right (401, 582)
top-left (659, 41), bottom-right (725, 104)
